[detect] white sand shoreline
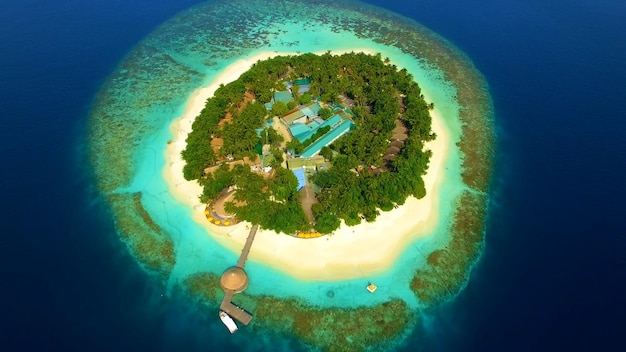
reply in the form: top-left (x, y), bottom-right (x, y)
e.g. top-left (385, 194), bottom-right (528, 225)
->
top-left (162, 49), bottom-right (451, 281)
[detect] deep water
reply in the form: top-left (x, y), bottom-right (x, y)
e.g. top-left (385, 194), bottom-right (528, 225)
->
top-left (1, 0), bottom-right (625, 351)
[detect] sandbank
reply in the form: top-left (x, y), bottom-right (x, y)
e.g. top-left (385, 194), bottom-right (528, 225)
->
top-left (163, 49), bottom-right (450, 281)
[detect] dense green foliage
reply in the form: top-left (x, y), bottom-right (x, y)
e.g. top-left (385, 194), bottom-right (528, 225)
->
top-left (219, 102), bottom-right (266, 159)
top-left (318, 107), bottom-right (333, 120)
top-left (223, 165), bottom-right (311, 234)
top-left (299, 92), bottom-right (312, 105)
top-left (271, 101), bottom-right (288, 116)
top-left (181, 52), bottom-right (433, 234)
top-left (181, 81), bottom-right (246, 180)
top-left (260, 126), bottom-right (284, 146)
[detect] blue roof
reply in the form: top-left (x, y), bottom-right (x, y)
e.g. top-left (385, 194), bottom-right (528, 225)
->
top-left (301, 120), bottom-right (353, 158)
top-left (308, 120), bottom-right (321, 130)
top-left (294, 78), bottom-right (312, 85)
top-left (274, 91), bottom-right (292, 104)
top-left (300, 103), bottom-right (321, 118)
top-left (292, 168), bottom-right (306, 191)
top-left (298, 84), bottom-right (310, 93)
top-left (289, 123), bottom-right (311, 140)
top-left (300, 106), bottom-right (314, 118)
top-left (319, 114), bottom-right (343, 129)
top-left (289, 120), bottom-right (326, 143)
top-left (284, 78), bottom-right (312, 87)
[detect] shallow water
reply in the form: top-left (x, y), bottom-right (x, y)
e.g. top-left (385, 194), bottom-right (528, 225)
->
top-left (4, 0), bottom-right (625, 351)
top-left (89, 0), bottom-right (478, 311)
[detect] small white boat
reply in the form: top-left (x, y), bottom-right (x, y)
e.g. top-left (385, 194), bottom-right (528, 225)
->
top-left (219, 311), bottom-right (238, 333)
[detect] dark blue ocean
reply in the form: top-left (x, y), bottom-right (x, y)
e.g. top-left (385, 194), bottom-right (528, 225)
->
top-left (1, 0), bottom-right (625, 351)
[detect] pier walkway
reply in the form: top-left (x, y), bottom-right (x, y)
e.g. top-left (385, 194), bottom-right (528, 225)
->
top-left (219, 224), bottom-right (259, 326)
top-left (237, 224), bottom-right (258, 268)
top-left (220, 291), bottom-right (252, 325)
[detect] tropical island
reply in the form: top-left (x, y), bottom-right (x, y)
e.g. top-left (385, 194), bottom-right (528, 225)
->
top-left (181, 52), bottom-right (435, 235)
top-left (89, 0), bottom-right (494, 349)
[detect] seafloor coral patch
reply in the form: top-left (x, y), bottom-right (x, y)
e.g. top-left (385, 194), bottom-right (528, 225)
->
top-left (90, 0), bottom-right (496, 349)
top-left (107, 192), bottom-right (175, 279)
top-left (184, 273), bottom-right (415, 351)
top-left (411, 191), bottom-right (487, 304)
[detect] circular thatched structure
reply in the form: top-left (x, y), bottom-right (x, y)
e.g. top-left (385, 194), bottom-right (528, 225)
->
top-left (220, 266), bottom-right (248, 293)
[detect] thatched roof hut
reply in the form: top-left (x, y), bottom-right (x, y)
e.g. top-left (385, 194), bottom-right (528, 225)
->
top-left (220, 266), bottom-right (249, 293)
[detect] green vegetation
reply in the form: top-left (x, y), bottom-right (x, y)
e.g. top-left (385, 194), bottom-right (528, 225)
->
top-left (181, 81), bottom-right (247, 180)
top-left (318, 107), bottom-right (333, 120)
top-left (89, 3), bottom-right (495, 341)
top-left (181, 52), bottom-right (433, 234)
top-left (270, 100), bottom-right (288, 116)
top-left (260, 126), bottom-right (284, 146)
top-left (223, 165), bottom-right (311, 234)
top-left (299, 91), bottom-right (312, 105)
top-left (220, 102), bottom-right (266, 159)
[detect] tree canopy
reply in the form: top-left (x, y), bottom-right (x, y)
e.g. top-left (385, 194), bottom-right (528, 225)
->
top-left (181, 52), bottom-right (434, 234)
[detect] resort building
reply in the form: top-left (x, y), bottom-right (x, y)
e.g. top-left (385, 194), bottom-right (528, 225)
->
top-left (265, 77), bottom-right (314, 110)
top-left (283, 77), bottom-right (312, 94)
top-left (286, 155), bottom-right (327, 170)
top-left (282, 109), bottom-right (307, 126)
top-left (300, 118), bottom-right (352, 158)
top-left (220, 266), bottom-right (249, 293)
top-left (273, 90), bottom-right (293, 105)
top-left (284, 107), bottom-right (354, 158)
top-left (266, 79), bottom-right (357, 187)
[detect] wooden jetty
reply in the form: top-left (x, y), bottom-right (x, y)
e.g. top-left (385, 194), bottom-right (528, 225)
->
top-left (219, 224), bottom-right (259, 326)
top-left (236, 224), bottom-right (258, 268)
top-left (220, 291), bottom-right (252, 325)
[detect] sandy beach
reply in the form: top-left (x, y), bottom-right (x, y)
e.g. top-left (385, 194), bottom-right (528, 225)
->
top-left (163, 49), bottom-right (450, 281)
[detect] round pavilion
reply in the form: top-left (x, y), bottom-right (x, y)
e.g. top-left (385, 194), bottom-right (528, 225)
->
top-left (220, 266), bottom-right (249, 293)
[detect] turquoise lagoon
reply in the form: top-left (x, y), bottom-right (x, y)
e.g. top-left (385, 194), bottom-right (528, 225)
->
top-left (89, 0), bottom-right (492, 347)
